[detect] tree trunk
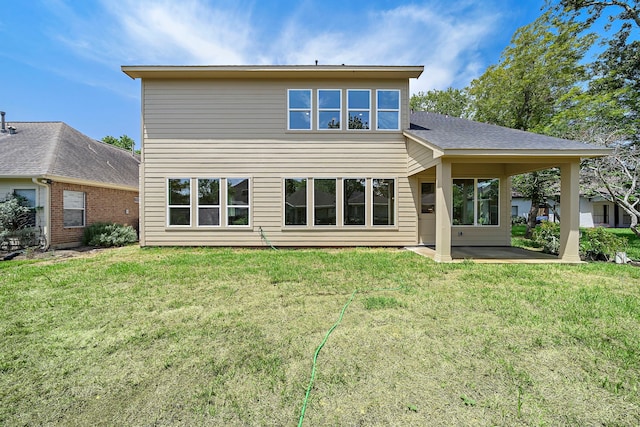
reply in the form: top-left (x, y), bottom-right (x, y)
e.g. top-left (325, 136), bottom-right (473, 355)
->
top-left (525, 199), bottom-right (539, 239)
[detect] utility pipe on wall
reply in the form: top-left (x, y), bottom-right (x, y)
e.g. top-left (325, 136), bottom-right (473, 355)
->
top-left (32, 177), bottom-right (51, 250)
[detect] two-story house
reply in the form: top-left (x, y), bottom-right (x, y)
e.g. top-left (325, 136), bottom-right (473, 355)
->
top-left (122, 65), bottom-right (608, 262)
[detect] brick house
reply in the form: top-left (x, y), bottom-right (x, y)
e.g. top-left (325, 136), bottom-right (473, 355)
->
top-left (0, 115), bottom-right (139, 248)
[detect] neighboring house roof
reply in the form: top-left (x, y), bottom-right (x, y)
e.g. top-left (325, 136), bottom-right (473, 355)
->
top-left (0, 122), bottom-right (139, 190)
top-left (406, 112), bottom-right (609, 156)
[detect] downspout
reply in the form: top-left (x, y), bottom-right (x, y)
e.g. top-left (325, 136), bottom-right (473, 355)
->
top-left (32, 178), bottom-right (51, 250)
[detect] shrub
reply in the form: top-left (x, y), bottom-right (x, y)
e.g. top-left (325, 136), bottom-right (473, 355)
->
top-left (580, 227), bottom-right (628, 262)
top-left (532, 222), bottom-right (629, 261)
top-left (532, 221), bottom-right (561, 254)
top-left (511, 215), bottom-right (527, 225)
top-left (0, 195), bottom-right (36, 250)
top-left (82, 222), bottom-right (137, 247)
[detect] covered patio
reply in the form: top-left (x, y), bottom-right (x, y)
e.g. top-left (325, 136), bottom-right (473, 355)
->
top-left (405, 112), bottom-right (610, 263)
top-left (406, 245), bottom-right (565, 264)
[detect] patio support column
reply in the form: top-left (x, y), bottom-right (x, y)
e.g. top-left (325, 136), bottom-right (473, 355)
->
top-left (559, 160), bottom-right (581, 262)
top-left (435, 160), bottom-right (452, 262)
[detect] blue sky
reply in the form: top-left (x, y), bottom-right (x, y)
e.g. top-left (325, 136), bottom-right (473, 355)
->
top-left (0, 0), bottom-right (559, 147)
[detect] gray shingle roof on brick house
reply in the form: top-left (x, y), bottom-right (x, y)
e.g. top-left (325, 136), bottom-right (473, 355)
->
top-left (407, 112), bottom-right (609, 154)
top-left (0, 122), bottom-right (139, 189)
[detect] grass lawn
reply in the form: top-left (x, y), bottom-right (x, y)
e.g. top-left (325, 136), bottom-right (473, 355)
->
top-left (1, 246), bottom-right (639, 426)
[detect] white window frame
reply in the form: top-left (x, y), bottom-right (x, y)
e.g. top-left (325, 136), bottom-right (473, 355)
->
top-left (283, 178), bottom-right (308, 227)
top-left (371, 178), bottom-right (397, 226)
top-left (226, 178), bottom-right (251, 227)
top-left (343, 178), bottom-right (367, 226)
top-left (63, 190), bottom-right (86, 228)
top-left (312, 178), bottom-right (338, 226)
top-left (317, 89), bottom-right (342, 131)
top-left (167, 178), bottom-right (192, 227)
top-left (196, 178), bottom-right (221, 227)
top-left (452, 178), bottom-right (500, 227)
top-left (287, 89), bottom-right (313, 130)
top-left (347, 89), bottom-right (371, 131)
top-left (376, 89), bottom-right (401, 131)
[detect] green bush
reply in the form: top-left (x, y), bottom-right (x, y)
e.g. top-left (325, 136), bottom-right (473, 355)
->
top-left (82, 222), bottom-right (137, 247)
top-left (0, 195), bottom-right (36, 250)
top-left (532, 222), bottom-right (629, 261)
top-left (532, 221), bottom-right (561, 254)
top-left (580, 227), bottom-right (628, 262)
top-left (511, 215), bottom-right (527, 225)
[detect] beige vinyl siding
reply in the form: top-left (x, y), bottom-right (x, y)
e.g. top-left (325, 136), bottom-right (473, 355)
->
top-left (407, 139), bottom-right (435, 175)
top-left (142, 141), bottom-right (415, 246)
top-left (140, 77), bottom-right (417, 246)
top-left (142, 79), bottom-right (410, 140)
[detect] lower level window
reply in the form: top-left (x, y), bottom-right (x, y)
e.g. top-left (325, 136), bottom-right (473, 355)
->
top-left (453, 178), bottom-right (499, 226)
top-left (14, 189), bottom-right (36, 227)
top-left (227, 178), bottom-right (250, 226)
top-left (372, 179), bottom-right (395, 225)
top-left (344, 178), bottom-right (366, 225)
top-left (63, 190), bottom-right (85, 227)
top-left (168, 178), bottom-right (191, 226)
top-left (285, 178), bottom-right (307, 225)
top-left (198, 178), bottom-right (220, 226)
top-left (314, 179), bottom-right (337, 225)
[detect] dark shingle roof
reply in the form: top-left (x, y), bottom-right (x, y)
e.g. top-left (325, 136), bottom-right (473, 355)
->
top-left (407, 112), bottom-right (607, 152)
top-left (0, 122), bottom-right (139, 189)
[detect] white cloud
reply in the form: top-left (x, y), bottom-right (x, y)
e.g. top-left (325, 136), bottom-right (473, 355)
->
top-left (46, 0), bottom-right (504, 93)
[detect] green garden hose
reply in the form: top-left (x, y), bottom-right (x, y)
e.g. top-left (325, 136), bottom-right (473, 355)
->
top-left (297, 287), bottom-right (402, 427)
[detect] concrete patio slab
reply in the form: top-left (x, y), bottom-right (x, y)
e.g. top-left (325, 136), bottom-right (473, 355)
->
top-left (405, 246), bottom-right (579, 264)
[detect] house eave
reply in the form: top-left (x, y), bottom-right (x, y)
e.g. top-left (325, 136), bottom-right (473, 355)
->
top-left (122, 65), bottom-right (425, 80)
top-left (44, 175), bottom-right (138, 192)
top-left (441, 148), bottom-right (612, 158)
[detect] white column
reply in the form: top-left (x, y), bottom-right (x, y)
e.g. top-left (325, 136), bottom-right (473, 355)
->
top-left (559, 161), bottom-right (581, 262)
top-left (435, 160), bottom-right (452, 262)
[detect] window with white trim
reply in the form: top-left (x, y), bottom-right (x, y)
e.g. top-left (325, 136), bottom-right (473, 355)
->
top-left (376, 90), bottom-right (400, 130)
top-left (227, 178), bottom-right (250, 226)
top-left (63, 190), bottom-right (85, 227)
top-left (453, 178), bottom-right (500, 226)
top-left (318, 89), bottom-right (341, 130)
top-left (344, 178), bottom-right (366, 225)
top-left (314, 179), bottom-right (337, 225)
top-left (168, 179), bottom-right (191, 226)
top-left (347, 90), bottom-right (370, 130)
top-left (14, 189), bottom-right (36, 227)
top-left (288, 89), bottom-right (312, 130)
top-left (372, 179), bottom-right (395, 225)
top-left (197, 178), bottom-right (220, 226)
top-left (285, 178), bottom-right (307, 226)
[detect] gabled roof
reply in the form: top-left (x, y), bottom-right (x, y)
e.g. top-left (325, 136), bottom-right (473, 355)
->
top-left (406, 112), bottom-right (609, 157)
top-left (0, 122), bottom-right (139, 190)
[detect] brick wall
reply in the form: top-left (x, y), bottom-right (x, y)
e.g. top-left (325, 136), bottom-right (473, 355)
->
top-left (49, 182), bottom-right (139, 248)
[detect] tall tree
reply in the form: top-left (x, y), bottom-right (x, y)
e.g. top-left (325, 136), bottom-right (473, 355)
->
top-left (549, 1), bottom-right (639, 136)
top-left (467, 12), bottom-right (596, 237)
top-left (410, 88), bottom-right (471, 118)
top-left (547, 0), bottom-right (640, 234)
top-left (101, 135), bottom-right (136, 152)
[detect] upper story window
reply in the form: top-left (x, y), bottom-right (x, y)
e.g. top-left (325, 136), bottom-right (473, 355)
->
top-left (318, 89), bottom-right (341, 130)
top-left (288, 89), bottom-right (312, 130)
top-left (376, 90), bottom-right (400, 130)
top-left (347, 90), bottom-right (370, 130)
